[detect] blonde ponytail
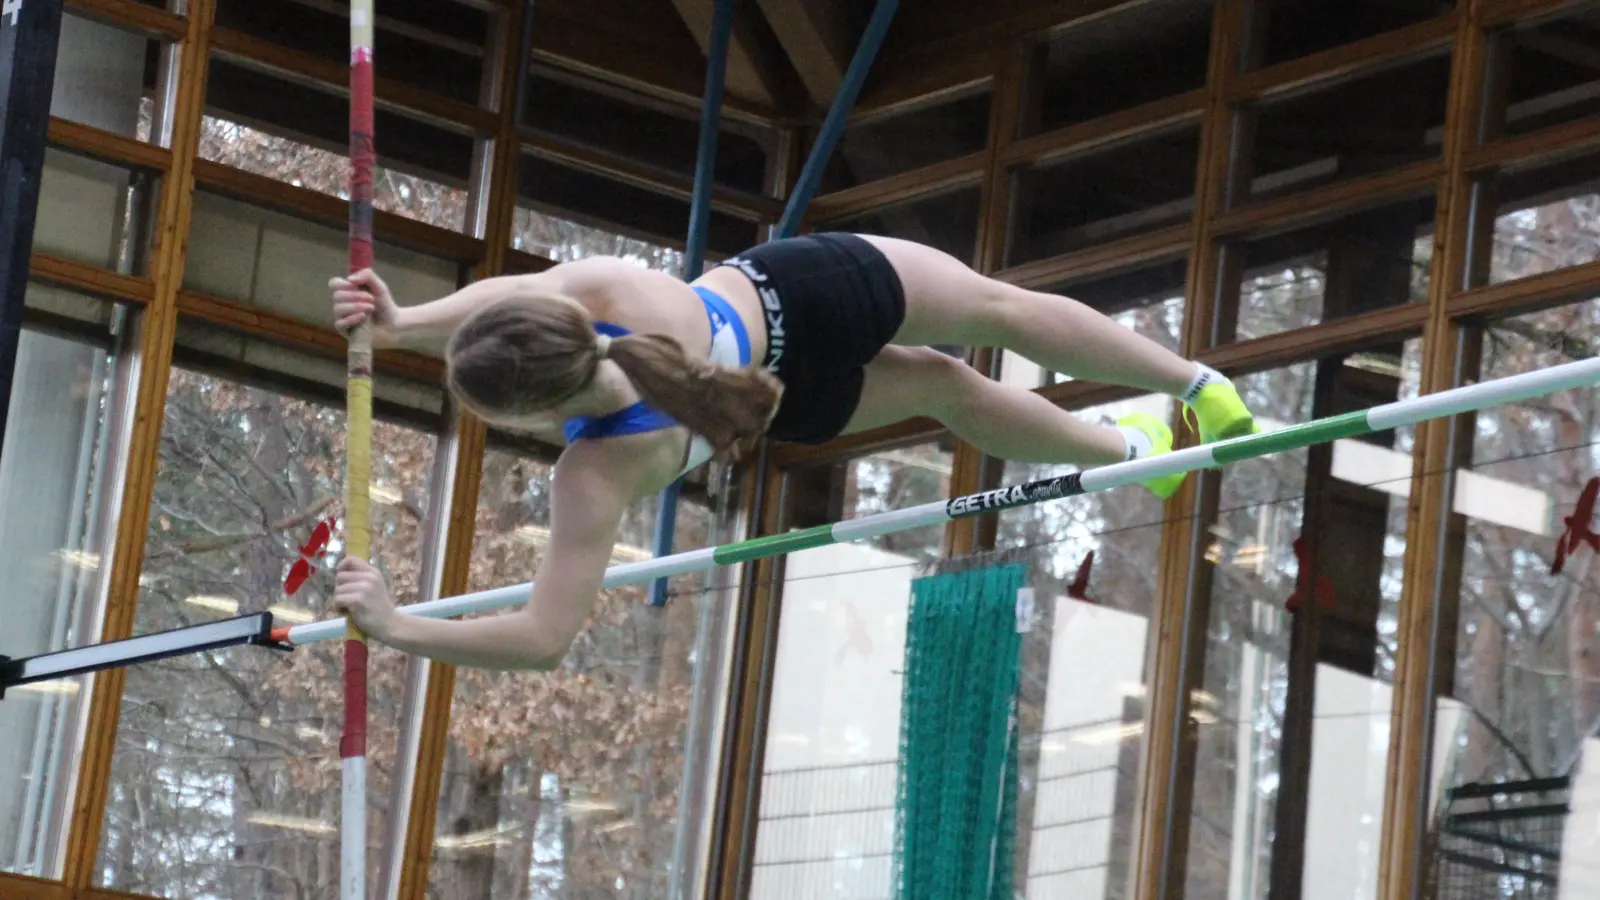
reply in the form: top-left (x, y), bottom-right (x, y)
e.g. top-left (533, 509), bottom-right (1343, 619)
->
top-left (606, 332), bottom-right (782, 460)
top-left (443, 292), bottom-right (782, 458)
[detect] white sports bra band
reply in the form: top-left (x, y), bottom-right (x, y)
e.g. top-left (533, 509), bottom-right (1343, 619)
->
top-left (679, 293), bottom-right (751, 474)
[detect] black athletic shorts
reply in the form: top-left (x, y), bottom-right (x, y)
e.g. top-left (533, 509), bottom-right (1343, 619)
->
top-left (715, 232), bottom-right (906, 444)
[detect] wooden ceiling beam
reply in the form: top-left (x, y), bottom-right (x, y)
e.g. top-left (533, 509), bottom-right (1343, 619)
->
top-left (879, 0), bottom-right (1135, 68)
top-left (671, 0), bottom-right (803, 111)
top-left (754, 0), bottom-right (858, 109)
top-left (529, 14), bottom-right (779, 123)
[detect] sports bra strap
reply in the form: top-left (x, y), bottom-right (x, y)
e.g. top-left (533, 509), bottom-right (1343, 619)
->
top-left (563, 290), bottom-right (753, 473)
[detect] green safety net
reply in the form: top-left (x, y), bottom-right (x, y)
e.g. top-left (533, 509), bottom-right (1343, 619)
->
top-left (894, 562), bottom-right (1026, 900)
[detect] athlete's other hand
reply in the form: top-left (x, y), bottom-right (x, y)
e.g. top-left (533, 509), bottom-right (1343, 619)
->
top-left (331, 268), bottom-right (402, 348)
top-left (332, 556), bottom-right (400, 641)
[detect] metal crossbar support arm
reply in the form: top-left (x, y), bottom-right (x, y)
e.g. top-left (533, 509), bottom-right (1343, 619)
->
top-left (774, 0), bottom-right (898, 240)
top-left (0, 614), bottom-right (286, 697)
top-left (648, 0), bottom-right (734, 607)
top-left (279, 354), bottom-right (1600, 647)
top-left (511, 0), bottom-right (537, 129)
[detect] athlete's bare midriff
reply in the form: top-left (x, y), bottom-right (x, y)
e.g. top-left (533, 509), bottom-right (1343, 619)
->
top-left (691, 264), bottom-right (769, 357)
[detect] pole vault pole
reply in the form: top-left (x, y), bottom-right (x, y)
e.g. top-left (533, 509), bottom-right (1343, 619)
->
top-left (279, 353), bottom-right (1600, 648)
top-left (343, 2), bottom-right (377, 898)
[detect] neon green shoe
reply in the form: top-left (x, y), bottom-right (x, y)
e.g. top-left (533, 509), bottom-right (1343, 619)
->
top-left (1186, 380), bottom-right (1260, 444)
top-left (1116, 412), bottom-right (1186, 500)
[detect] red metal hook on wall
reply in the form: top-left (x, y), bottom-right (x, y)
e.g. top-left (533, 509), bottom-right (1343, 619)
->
top-left (284, 517), bottom-right (335, 595)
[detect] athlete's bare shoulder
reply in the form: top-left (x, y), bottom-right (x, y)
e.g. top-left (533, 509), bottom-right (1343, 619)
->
top-left (528, 256), bottom-right (672, 297)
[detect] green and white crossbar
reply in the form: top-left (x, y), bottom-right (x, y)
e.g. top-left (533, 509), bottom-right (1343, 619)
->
top-left (281, 354), bottom-right (1600, 647)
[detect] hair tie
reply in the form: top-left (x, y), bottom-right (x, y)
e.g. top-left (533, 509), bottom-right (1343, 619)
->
top-left (594, 334), bottom-right (612, 359)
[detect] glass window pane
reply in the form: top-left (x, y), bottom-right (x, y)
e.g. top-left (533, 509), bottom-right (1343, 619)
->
top-left (36, 149), bottom-right (154, 274)
top-left (1432, 300), bottom-right (1600, 893)
top-left (511, 208), bottom-right (687, 276)
top-left (96, 368), bottom-right (438, 897)
top-left (518, 152), bottom-right (760, 259)
top-left (819, 187), bottom-right (983, 266)
top-left (1226, 192), bottom-right (1435, 343)
top-left (1000, 258), bottom-right (1187, 389)
top-left (993, 395), bottom-right (1171, 898)
top-left (1485, 6), bottom-right (1600, 139)
top-left (198, 112), bottom-right (472, 233)
top-left (1186, 346), bottom-right (1421, 899)
top-left (184, 190), bottom-right (464, 331)
top-left (1008, 125), bottom-right (1200, 265)
top-left (203, 61), bottom-right (476, 231)
top-left (831, 445), bottom-right (956, 565)
top-left (822, 88), bottom-right (991, 190)
top-left (1482, 151), bottom-right (1600, 288)
top-left (1245, 0), bottom-right (1456, 69)
top-left (1230, 53), bottom-right (1452, 206)
top-left (0, 313), bottom-right (127, 877)
top-left (1023, 1), bottom-right (1213, 136)
top-left (427, 443), bottom-right (739, 898)
top-left (751, 446), bottom-right (953, 898)
top-left (51, 12), bottom-right (161, 142)
top-left (172, 317), bottom-right (445, 421)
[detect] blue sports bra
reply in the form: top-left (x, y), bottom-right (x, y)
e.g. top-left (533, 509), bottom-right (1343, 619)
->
top-left (562, 285), bottom-right (753, 474)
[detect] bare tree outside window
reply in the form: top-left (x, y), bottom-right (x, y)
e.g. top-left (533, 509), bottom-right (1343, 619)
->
top-left (97, 368), bottom-right (437, 898)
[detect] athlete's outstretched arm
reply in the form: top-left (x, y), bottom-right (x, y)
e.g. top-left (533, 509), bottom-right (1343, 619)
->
top-left (388, 276), bottom-right (530, 350)
top-left (333, 443), bottom-right (631, 670)
top-left (331, 270), bottom-right (543, 353)
top-left (330, 259), bottom-right (619, 354)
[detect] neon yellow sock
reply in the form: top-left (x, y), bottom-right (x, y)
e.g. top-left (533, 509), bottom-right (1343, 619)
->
top-left (1115, 412), bottom-right (1186, 500)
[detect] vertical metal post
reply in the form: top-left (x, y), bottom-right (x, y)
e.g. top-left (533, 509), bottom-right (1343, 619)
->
top-left (650, 0), bottom-right (897, 603)
top-left (647, 0), bottom-right (733, 607)
top-left (682, 0), bottom-right (731, 282)
top-left (511, 0), bottom-right (536, 128)
top-left (773, 0), bottom-right (898, 239)
top-left (0, 0), bottom-right (66, 470)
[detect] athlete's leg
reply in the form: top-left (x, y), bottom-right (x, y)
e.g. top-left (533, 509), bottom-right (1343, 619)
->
top-left (845, 346), bottom-right (1134, 467)
top-left (858, 234), bottom-right (1197, 392)
top-left (855, 234), bottom-right (1256, 442)
top-left (846, 347), bottom-right (1186, 496)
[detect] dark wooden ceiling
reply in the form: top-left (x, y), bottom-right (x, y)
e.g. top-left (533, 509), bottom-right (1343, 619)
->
top-left (205, 0), bottom-right (1192, 123)
top-left (189, 0), bottom-right (1600, 261)
top-left (195, 0), bottom-right (1511, 146)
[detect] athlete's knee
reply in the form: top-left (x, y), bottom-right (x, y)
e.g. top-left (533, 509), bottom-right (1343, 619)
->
top-left (967, 280), bottom-right (1035, 346)
top-left (899, 347), bottom-right (987, 419)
